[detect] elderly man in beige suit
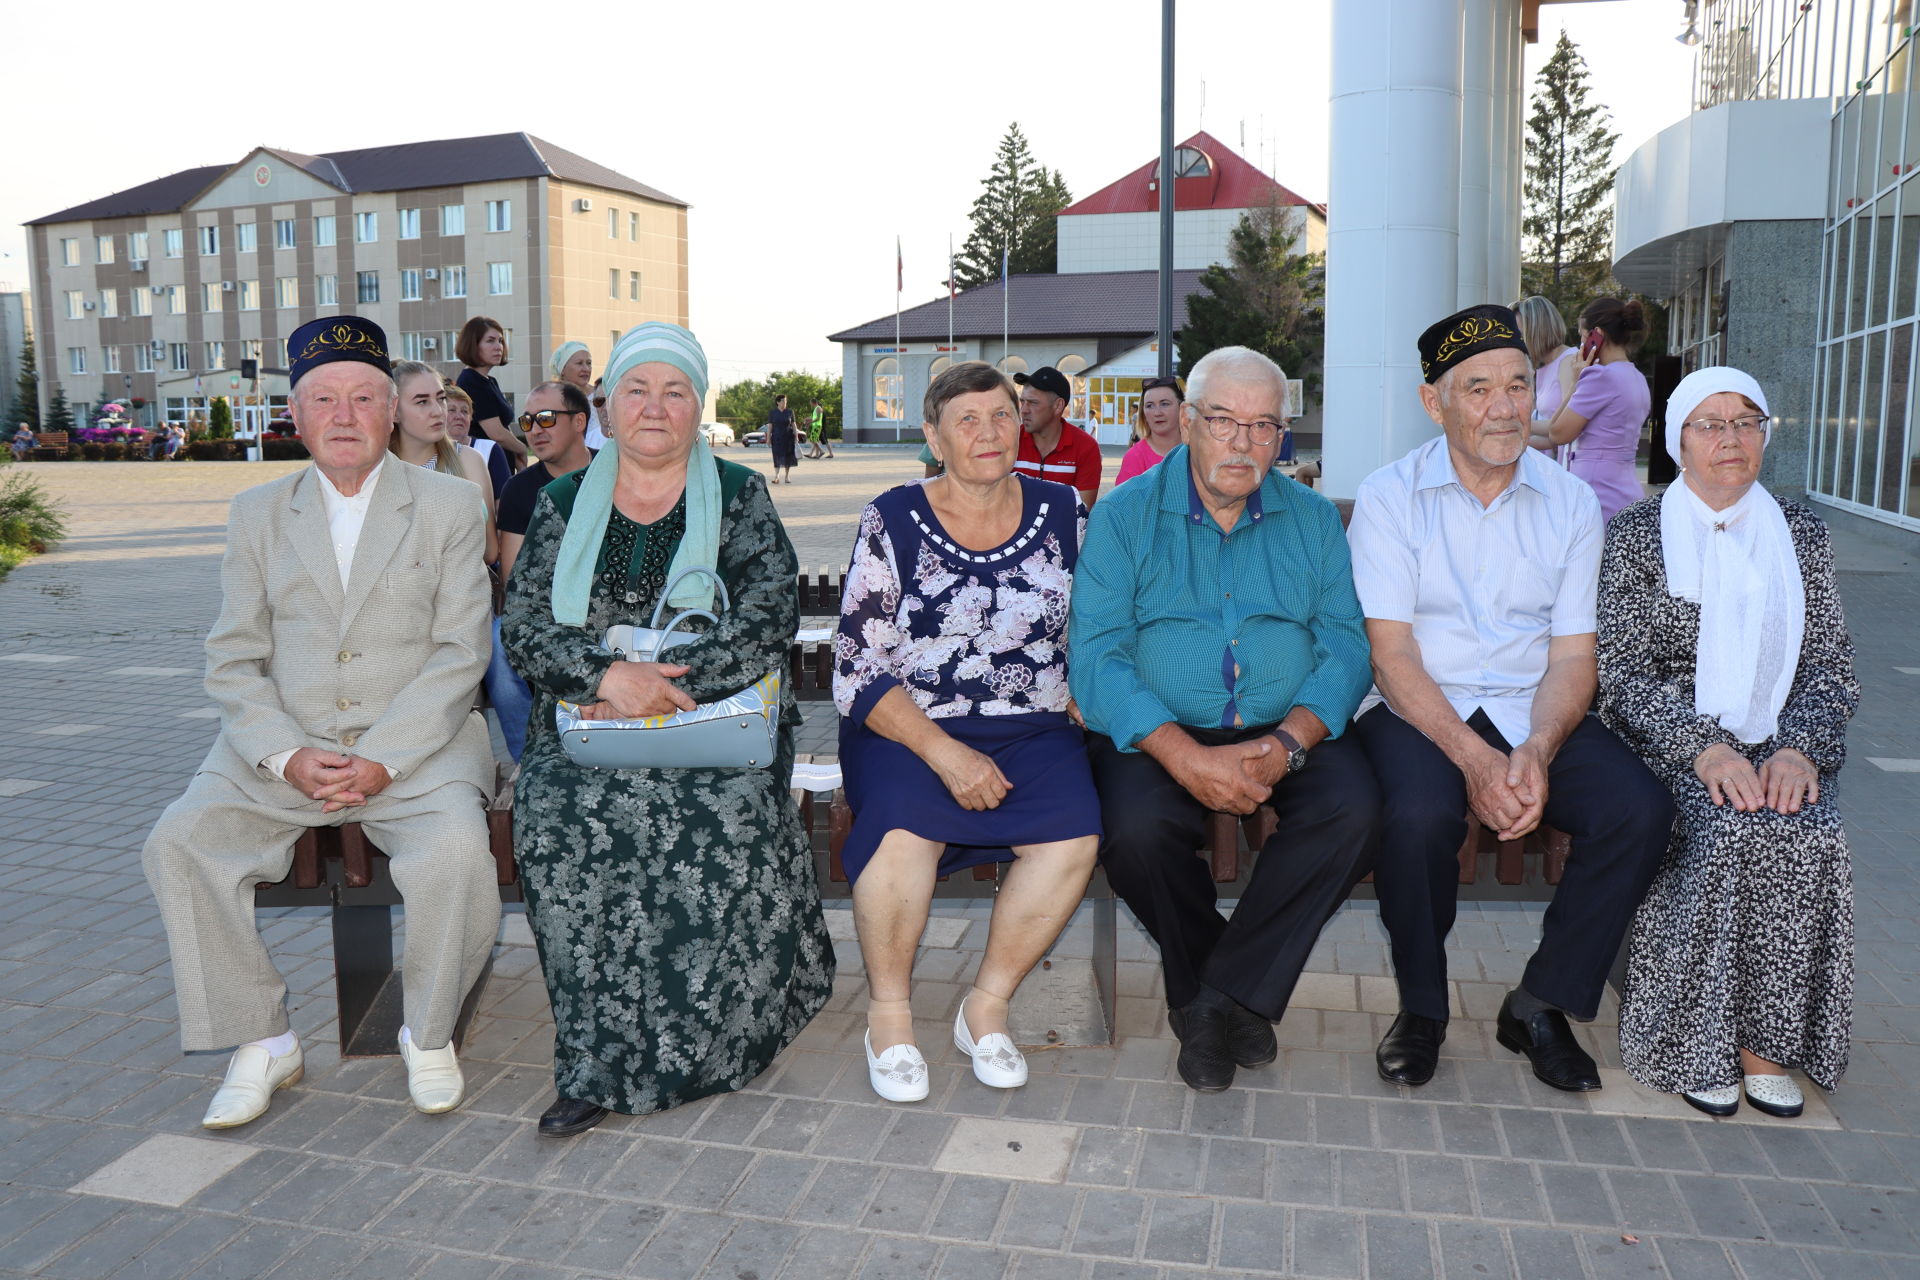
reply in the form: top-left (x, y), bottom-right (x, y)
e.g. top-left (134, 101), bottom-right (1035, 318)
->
top-left (143, 315), bottom-right (500, 1129)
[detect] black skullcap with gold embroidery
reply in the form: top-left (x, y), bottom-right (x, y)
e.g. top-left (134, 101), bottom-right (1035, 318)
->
top-left (288, 315), bottom-right (391, 387)
top-left (1417, 304), bottom-right (1530, 384)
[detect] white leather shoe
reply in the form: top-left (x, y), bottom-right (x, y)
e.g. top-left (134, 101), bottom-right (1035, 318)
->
top-left (953, 1003), bottom-right (1027, 1089)
top-left (1680, 1083), bottom-right (1741, 1117)
top-left (864, 1030), bottom-right (929, 1103)
top-left (202, 1040), bottom-right (304, 1129)
top-left (399, 1032), bottom-right (466, 1114)
top-left (1744, 1073), bottom-right (1804, 1118)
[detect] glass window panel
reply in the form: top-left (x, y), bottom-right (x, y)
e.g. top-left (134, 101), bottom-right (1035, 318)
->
top-left (1836, 94), bottom-right (1862, 219)
top-left (1881, 324), bottom-right (1913, 514)
top-left (1836, 338), bottom-right (1864, 501)
top-left (1857, 330), bottom-right (1887, 507)
top-left (1868, 211), bottom-right (1897, 328)
top-left (1850, 214), bottom-right (1876, 335)
top-left (1897, 189), bottom-right (1920, 325)
top-left (1828, 224), bottom-right (1851, 338)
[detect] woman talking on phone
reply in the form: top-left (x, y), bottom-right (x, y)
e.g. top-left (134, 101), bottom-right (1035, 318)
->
top-left (1530, 297), bottom-right (1651, 523)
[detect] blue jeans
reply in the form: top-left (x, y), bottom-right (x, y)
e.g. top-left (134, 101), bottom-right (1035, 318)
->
top-left (485, 616), bottom-right (534, 762)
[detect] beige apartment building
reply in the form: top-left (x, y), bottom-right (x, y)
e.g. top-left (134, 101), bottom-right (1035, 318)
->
top-left (24, 132), bottom-right (687, 429)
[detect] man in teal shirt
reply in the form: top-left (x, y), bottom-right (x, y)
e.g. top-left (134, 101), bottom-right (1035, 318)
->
top-left (1069, 347), bottom-right (1378, 1093)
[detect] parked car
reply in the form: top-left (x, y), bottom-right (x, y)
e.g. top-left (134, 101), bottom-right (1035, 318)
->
top-left (742, 426), bottom-right (769, 447)
top-left (702, 423), bottom-right (736, 447)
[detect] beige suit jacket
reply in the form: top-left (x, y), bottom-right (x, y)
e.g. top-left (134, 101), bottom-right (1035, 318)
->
top-left (196, 459), bottom-right (494, 806)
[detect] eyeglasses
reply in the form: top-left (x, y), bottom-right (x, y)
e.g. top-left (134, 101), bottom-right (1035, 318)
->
top-left (1198, 413), bottom-right (1284, 445)
top-left (517, 409), bottom-right (583, 430)
top-left (1683, 415), bottom-right (1769, 439)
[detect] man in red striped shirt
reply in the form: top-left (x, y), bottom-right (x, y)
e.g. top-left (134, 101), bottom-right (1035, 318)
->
top-left (1014, 366), bottom-right (1103, 508)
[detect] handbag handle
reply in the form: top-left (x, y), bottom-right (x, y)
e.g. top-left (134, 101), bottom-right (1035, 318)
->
top-left (642, 608), bottom-right (719, 662)
top-left (646, 566), bottom-right (731, 630)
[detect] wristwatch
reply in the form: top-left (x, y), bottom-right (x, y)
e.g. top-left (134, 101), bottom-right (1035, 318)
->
top-left (1271, 728), bottom-right (1309, 776)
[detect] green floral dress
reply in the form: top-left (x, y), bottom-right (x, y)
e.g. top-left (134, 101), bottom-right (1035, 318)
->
top-left (501, 458), bottom-right (834, 1114)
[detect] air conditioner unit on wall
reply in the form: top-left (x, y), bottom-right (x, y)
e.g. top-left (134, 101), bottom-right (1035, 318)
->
top-left (221, 280), bottom-right (235, 291)
top-left (422, 337), bottom-right (438, 350)
top-left (83, 301), bottom-right (96, 311)
top-left (150, 340), bottom-right (165, 357)
top-left (424, 268), bottom-right (438, 280)
top-left (574, 197), bottom-right (593, 212)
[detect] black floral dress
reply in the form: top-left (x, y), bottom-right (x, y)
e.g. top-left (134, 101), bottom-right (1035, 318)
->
top-left (1597, 495), bottom-right (1858, 1092)
top-left (501, 458), bottom-right (833, 1114)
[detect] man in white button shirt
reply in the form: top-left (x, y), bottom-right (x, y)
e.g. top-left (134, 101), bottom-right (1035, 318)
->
top-left (1347, 304), bottom-right (1673, 1095)
top-left (142, 315), bottom-right (499, 1129)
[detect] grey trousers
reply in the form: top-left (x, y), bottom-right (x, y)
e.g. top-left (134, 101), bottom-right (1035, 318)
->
top-left (142, 772), bottom-right (500, 1052)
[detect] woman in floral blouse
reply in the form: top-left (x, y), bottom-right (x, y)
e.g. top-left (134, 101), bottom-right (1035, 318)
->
top-left (835, 361), bottom-right (1099, 1103)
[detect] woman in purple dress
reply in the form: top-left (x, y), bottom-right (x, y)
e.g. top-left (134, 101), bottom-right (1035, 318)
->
top-left (834, 361), bottom-right (1099, 1104)
top-left (1533, 297), bottom-right (1651, 522)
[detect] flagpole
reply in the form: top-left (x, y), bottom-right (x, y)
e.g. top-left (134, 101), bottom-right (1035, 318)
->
top-left (1001, 239), bottom-right (1010, 367)
top-left (948, 233), bottom-right (955, 354)
top-left (894, 235), bottom-right (902, 352)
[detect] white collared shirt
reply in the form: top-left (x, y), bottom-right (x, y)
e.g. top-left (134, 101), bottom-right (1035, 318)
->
top-left (1347, 437), bottom-right (1602, 746)
top-left (314, 457), bottom-right (386, 590)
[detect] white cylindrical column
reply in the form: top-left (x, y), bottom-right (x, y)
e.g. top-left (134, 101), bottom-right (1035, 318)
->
top-left (1324, 0), bottom-right (1465, 498)
top-left (1488, 0), bottom-right (1525, 305)
top-left (1458, 0), bottom-right (1494, 309)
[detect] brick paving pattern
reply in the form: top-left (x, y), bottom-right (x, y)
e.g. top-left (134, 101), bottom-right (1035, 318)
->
top-left (2, 453), bottom-right (1918, 1278)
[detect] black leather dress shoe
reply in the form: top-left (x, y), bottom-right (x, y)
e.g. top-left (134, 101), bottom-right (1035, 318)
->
top-left (1495, 994), bottom-right (1601, 1092)
top-left (1376, 1011), bottom-right (1447, 1085)
top-left (1167, 1003), bottom-right (1236, 1092)
top-left (1224, 1002), bottom-right (1278, 1069)
top-left (539, 1096), bottom-right (610, 1137)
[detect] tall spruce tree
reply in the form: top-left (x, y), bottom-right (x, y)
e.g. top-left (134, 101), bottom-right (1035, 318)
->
top-left (953, 125), bottom-right (1073, 288)
top-left (1175, 202), bottom-right (1325, 401)
top-left (1521, 30), bottom-right (1621, 320)
top-left (44, 387), bottom-right (74, 434)
top-left (7, 332), bottom-right (41, 431)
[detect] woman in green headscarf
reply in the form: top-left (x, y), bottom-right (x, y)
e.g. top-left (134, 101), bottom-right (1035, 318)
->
top-left (502, 322), bottom-right (833, 1136)
top-left (549, 340), bottom-right (605, 449)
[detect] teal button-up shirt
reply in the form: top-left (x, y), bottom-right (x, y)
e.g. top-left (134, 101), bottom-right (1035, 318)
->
top-left (1068, 446), bottom-right (1372, 751)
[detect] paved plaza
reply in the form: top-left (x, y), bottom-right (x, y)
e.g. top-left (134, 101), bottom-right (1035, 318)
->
top-left (2, 451), bottom-right (1920, 1279)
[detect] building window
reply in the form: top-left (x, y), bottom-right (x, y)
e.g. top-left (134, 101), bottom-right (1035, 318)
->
top-left (64, 290), bottom-right (84, 320)
top-left (273, 338), bottom-right (289, 367)
top-left (206, 341), bottom-right (225, 370)
top-left (873, 357), bottom-right (903, 420)
top-left (629, 271), bottom-right (640, 300)
top-left (130, 231), bottom-right (149, 260)
top-left (399, 331), bottom-right (425, 361)
top-left (104, 346), bottom-right (121, 374)
top-left (100, 289), bottom-right (118, 318)
top-left (165, 285), bottom-right (184, 315)
top-left (314, 215), bottom-right (336, 247)
top-left (398, 208), bottom-right (421, 239)
top-left (68, 347), bottom-right (87, 375)
top-left (609, 268), bottom-right (620, 299)
top-left (134, 344), bottom-right (154, 373)
top-left (242, 339), bottom-right (263, 367)
top-left (355, 211), bottom-right (378, 243)
top-left (202, 282), bottom-right (223, 313)
top-left (275, 219), bottom-right (296, 249)
top-left (276, 276), bottom-right (299, 308)
top-left (96, 235), bottom-right (115, 264)
top-left (399, 268), bottom-right (422, 301)
top-left (316, 274), bottom-right (338, 305)
top-left (1057, 354), bottom-right (1090, 420)
top-left (441, 204), bottom-right (465, 236)
top-left (488, 262), bottom-right (512, 295)
top-left (442, 264), bottom-right (467, 298)
top-left (609, 207), bottom-right (619, 238)
top-left (630, 211), bottom-right (639, 241)
top-left (198, 225), bottom-right (220, 256)
top-left (170, 343), bottom-right (189, 372)
top-left (996, 355), bottom-right (1030, 375)
top-left (486, 200), bottom-right (511, 233)
top-left (236, 223), bottom-right (257, 254)
top-left (237, 280), bottom-right (259, 310)
top-left (356, 271), bottom-right (379, 304)
top-left (131, 287), bottom-right (151, 317)
top-left (60, 238), bottom-right (79, 266)
top-left (163, 228), bottom-right (183, 258)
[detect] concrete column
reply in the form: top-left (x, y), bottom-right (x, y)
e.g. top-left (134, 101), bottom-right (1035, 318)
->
top-left (1324, 0), bottom-right (1465, 498)
top-left (1458, 0), bottom-right (1495, 309)
top-left (1488, 0), bottom-right (1525, 305)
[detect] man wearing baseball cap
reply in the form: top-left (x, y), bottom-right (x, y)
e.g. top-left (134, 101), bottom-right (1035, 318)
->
top-left (1014, 366), bottom-right (1104, 507)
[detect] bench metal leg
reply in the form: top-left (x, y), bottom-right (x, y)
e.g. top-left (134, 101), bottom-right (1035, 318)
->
top-left (333, 903), bottom-right (403, 1057)
top-left (1091, 872), bottom-right (1118, 1046)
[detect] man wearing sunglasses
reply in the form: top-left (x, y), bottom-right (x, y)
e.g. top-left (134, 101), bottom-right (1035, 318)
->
top-left (484, 380), bottom-right (596, 760)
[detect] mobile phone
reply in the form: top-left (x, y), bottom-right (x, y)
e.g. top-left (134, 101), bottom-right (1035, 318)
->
top-left (1579, 329), bottom-right (1605, 361)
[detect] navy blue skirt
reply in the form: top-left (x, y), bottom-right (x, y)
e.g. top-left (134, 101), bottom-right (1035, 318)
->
top-left (838, 711), bottom-right (1102, 883)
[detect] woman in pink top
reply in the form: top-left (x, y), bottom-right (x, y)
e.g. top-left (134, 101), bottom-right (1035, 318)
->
top-left (1535, 297), bottom-right (1652, 522)
top-left (1114, 375), bottom-right (1185, 484)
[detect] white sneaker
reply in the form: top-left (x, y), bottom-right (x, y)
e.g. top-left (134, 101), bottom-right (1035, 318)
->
top-left (953, 1003), bottom-right (1028, 1089)
top-left (1744, 1073), bottom-right (1804, 1118)
top-left (398, 1032), bottom-right (466, 1114)
top-left (202, 1040), bottom-right (304, 1129)
top-left (864, 1030), bottom-right (929, 1103)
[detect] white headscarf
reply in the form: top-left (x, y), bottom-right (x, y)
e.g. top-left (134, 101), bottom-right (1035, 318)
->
top-left (1658, 367), bottom-right (1804, 744)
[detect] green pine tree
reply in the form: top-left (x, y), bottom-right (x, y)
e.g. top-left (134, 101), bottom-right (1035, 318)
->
top-left (1175, 202), bottom-right (1325, 401)
top-left (208, 396), bottom-right (233, 440)
top-left (44, 387), bottom-right (74, 434)
top-left (1521, 30), bottom-right (1621, 319)
top-left (7, 332), bottom-right (41, 431)
top-left (953, 125), bottom-right (1073, 289)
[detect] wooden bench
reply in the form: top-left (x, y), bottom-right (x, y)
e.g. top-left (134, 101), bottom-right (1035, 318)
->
top-left (30, 431), bottom-right (68, 460)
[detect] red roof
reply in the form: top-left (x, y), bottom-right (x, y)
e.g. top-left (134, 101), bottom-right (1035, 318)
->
top-left (1057, 130), bottom-right (1314, 217)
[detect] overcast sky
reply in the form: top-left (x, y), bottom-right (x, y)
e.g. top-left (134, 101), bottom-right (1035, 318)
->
top-left (0, 0), bottom-right (1697, 391)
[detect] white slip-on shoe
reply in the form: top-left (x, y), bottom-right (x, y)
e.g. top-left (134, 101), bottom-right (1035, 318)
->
top-left (1743, 1073), bottom-right (1804, 1118)
top-left (1680, 1083), bottom-right (1741, 1117)
top-left (953, 1003), bottom-right (1028, 1089)
top-left (202, 1040), bottom-right (304, 1129)
top-left (864, 1030), bottom-right (930, 1103)
top-left (399, 1032), bottom-right (466, 1114)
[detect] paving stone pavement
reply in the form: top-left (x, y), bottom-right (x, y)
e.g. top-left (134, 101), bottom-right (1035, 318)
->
top-left (2, 455), bottom-right (1919, 1279)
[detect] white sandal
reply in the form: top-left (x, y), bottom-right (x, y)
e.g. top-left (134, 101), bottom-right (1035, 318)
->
top-left (1743, 1073), bottom-right (1804, 1118)
top-left (864, 1030), bottom-right (929, 1103)
top-left (953, 1002), bottom-right (1027, 1089)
